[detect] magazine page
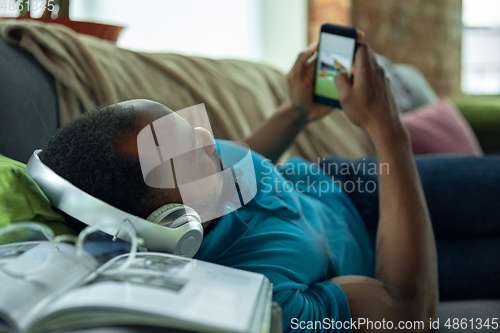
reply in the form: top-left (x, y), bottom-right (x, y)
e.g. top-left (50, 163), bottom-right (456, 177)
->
top-left (0, 242), bottom-right (90, 333)
top-left (28, 253), bottom-right (270, 333)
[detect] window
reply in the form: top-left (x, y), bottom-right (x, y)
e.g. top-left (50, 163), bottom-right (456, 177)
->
top-left (69, 0), bottom-right (307, 73)
top-left (462, 0), bottom-right (500, 94)
top-left (0, 0), bottom-right (307, 73)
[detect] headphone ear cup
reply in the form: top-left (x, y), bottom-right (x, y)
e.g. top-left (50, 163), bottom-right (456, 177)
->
top-left (147, 203), bottom-right (203, 257)
top-left (147, 203), bottom-right (183, 225)
top-left (147, 203), bottom-right (201, 228)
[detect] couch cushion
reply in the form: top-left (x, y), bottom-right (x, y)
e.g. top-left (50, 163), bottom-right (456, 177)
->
top-left (401, 98), bottom-right (483, 155)
top-left (0, 154), bottom-right (73, 235)
top-left (377, 55), bottom-right (438, 113)
top-left (0, 20), bottom-right (375, 160)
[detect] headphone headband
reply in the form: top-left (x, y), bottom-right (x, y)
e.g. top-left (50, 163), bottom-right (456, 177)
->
top-left (26, 150), bottom-right (203, 257)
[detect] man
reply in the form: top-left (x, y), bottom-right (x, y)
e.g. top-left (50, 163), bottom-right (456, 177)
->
top-left (39, 43), bottom-right (500, 332)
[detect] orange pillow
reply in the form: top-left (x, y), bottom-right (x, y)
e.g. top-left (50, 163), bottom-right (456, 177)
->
top-left (401, 99), bottom-right (483, 155)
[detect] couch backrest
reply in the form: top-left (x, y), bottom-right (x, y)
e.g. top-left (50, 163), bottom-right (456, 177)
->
top-left (0, 38), bottom-right (58, 163)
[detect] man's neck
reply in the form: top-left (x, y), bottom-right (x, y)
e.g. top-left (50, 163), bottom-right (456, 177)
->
top-left (202, 217), bottom-right (220, 235)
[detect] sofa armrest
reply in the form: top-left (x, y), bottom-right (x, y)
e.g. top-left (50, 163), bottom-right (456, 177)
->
top-left (453, 96), bottom-right (500, 154)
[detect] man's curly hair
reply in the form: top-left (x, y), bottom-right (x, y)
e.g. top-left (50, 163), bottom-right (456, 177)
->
top-left (39, 104), bottom-right (170, 221)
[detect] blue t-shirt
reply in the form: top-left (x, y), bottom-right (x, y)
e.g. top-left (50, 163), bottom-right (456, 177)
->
top-left (194, 141), bottom-right (375, 332)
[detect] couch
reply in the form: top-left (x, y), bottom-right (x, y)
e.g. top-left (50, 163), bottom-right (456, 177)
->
top-left (1, 32), bottom-right (499, 332)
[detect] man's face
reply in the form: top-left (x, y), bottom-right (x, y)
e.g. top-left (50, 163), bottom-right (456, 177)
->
top-left (116, 100), bottom-right (224, 214)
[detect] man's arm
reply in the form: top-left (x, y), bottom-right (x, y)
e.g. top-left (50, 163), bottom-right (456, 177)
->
top-left (330, 43), bottom-right (438, 332)
top-left (243, 101), bottom-right (308, 164)
top-left (244, 42), bottom-right (335, 163)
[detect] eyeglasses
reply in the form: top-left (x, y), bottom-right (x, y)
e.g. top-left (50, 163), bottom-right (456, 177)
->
top-left (0, 221), bottom-right (143, 278)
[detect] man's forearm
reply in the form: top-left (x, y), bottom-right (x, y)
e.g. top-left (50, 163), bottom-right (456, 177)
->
top-left (369, 124), bottom-right (438, 320)
top-left (244, 101), bottom-right (308, 163)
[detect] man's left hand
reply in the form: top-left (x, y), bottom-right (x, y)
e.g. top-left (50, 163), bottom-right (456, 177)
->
top-left (286, 42), bottom-right (335, 122)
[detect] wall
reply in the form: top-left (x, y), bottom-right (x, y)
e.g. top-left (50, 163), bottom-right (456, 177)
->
top-left (308, 0), bottom-right (351, 43)
top-left (307, 0), bottom-right (463, 97)
top-left (352, 0), bottom-right (462, 97)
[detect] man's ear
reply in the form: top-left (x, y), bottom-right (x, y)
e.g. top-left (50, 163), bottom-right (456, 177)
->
top-left (194, 127), bottom-right (216, 156)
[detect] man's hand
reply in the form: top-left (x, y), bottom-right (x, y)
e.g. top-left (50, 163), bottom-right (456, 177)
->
top-left (334, 42), bottom-right (405, 145)
top-left (287, 30), bottom-right (365, 123)
top-left (286, 42), bottom-right (335, 122)
top-left (244, 31), bottom-right (370, 162)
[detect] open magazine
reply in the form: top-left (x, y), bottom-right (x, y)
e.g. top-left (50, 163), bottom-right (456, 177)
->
top-left (0, 242), bottom-right (272, 333)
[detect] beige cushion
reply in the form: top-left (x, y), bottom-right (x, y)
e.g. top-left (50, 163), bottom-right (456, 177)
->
top-left (0, 20), bottom-right (374, 160)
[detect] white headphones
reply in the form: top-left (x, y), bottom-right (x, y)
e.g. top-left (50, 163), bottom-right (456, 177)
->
top-left (26, 150), bottom-right (203, 258)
